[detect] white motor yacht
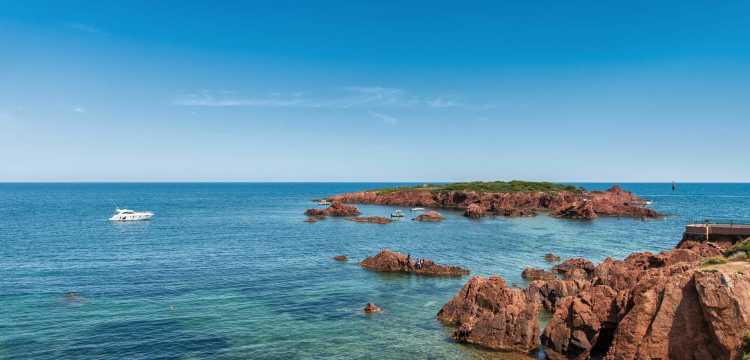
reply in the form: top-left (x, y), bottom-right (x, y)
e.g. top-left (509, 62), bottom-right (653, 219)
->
top-left (109, 208), bottom-right (154, 221)
top-left (410, 207), bottom-right (425, 212)
top-left (390, 210), bottom-right (405, 218)
top-left (318, 199), bottom-right (332, 206)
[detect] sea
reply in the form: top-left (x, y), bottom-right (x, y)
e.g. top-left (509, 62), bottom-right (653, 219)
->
top-left (1, 183), bottom-right (749, 359)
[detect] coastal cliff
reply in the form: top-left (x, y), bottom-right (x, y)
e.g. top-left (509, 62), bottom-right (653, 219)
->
top-left (328, 181), bottom-right (660, 220)
top-left (436, 237), bottom-right (750, 359)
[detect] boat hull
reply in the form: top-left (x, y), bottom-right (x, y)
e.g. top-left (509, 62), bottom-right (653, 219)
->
top-left (109, 213), bottom-right (154, 221)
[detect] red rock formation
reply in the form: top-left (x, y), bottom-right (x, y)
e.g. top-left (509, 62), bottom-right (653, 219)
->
top-left (437, 276), bottom-right (541, 353)
top-left (521, 267), bottom-right (557, 281)
top-left (542, 285), bottom-right (626, 360)
top-left (551, 200), bottom-right (598, 220)
top-left (528, 277), bottom-right (590, 312)
top-left (413, 210), bottom-right (444, 222)
top-left (464, 203), bottom-right (486, 218)
top-left (430, 234), bottom-right (749, 358)
top-left (360, 250), bottom-right (469, 276)
top-left (328, 185), bottom-right (660, 220)
top-left (304, 202), bottom-right (360, 217)
top-left (349, 216), bottom-right (392, 224)
top-left (540, 242), bottom-right (750, 360)
top-left (553, 258), bottom-right (595, 279)
top-left (363, 302), bottom-right (382, 313)
top-left (544, 253), bottom-right (561, 262)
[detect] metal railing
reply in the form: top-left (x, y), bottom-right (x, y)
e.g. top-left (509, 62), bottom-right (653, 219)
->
top-left (688, 217), bottom-right (750, 226)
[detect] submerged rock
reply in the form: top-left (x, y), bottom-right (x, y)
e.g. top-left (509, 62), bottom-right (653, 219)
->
top-left (304, 217), bottom-right (319, 223)
top-left (64, 291), bottom-right (83, 303)
top-left (363, 302), bottom-right (382, 313)
top-left (544, 253), bottom-right (561, 262)
top-left (360, 250), bottom-right (469, 276)
top-left (413, 210), bottom-right (444, 222)
top-left (349, 216), bottom-right (392, 224)
top-left (437, 276), bottom-right (541, 353)
top-left (333, 255), bottom-right (348, 262)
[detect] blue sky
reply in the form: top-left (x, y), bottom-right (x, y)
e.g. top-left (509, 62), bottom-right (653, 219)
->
top-left (1, 1), bottom-right (748, 182)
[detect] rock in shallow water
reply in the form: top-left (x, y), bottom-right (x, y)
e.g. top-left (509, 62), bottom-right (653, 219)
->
top-left (413, 210), bottom-right (444, 222)
top-left (349, 216), bottom-right (392, 224)
top-left (304, 202), bottom-right (361, 217)
top-left (360, 250), bottom-right (469, 276)
top-left (363, 303), bottom-right (382, 313)
top-left (437, 276), bottom-right (541, 354)
top-left (333, 255), bottom-right (347, 262)
top-left (544, 253), bottom-right (561, 262)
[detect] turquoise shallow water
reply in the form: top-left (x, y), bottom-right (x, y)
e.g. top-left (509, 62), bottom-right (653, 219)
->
top-left (1, 183), bottom-right (750, 359)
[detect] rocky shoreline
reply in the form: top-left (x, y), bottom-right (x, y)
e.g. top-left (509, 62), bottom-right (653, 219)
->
top-left (436, 238), bottom-right (750, 359)
top-left (328, 185), bottom-right (661, 220)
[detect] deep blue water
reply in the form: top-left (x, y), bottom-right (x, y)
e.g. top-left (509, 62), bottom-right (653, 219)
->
top-left (1, 183), bottom-right (749, 359)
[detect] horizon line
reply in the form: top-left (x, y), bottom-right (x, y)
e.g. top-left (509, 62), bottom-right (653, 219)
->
top-left (1, 180), bottom-right (748, 184)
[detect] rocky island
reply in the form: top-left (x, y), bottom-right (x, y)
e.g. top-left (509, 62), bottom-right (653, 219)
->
top-left (327, 181), bottom-right (661, 220)
top-left (436, 236), bottom-right (750, 359)
top-left (361, 250), bottom-right (470, 277)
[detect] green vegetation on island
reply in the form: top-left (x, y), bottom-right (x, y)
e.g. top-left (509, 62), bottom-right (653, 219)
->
top-left (373, 180), bottom-right (582, 195)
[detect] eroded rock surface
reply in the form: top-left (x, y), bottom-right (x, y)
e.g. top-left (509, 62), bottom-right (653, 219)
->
top-left (328, 185), bottom-right (660, 220)
top-left (360, 250), bottom-right (469, 277)
top-left (349, 216), bottom-right (392, 224)
top-left (541, 243), bottom-right (750, 360)
top-left (521, 267), bottom-right (557, 281)
top-left (437, 276), bottom-right (541, 353)
top-left (413, 210), bottom-right (444, 222)
top-left (304, 202), bottom-right (361, 217)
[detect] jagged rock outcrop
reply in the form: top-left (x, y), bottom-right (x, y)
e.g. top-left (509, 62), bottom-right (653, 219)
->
top-left (551, 200), bottom-right (598, 220)
top-left (304, 202), bottom-right (360, 217)
top-left (540, 242), bottom-right (750, 360)
top-left (521, 267), bottom-right (557, 281)
top-left (553, 258), bottom-right (595, 279)
top-left (431, 236), bottom-right (748, 358)
top-left (328, 185), bottom-right (661, 220)
top-left (464, 203), bottom-right (486, 219)
top-left (529, 277), bottom-right (590, 312)
top-left (437, 276), bottom-right (541, 353)
top-left (542, 285), bottom-right (626, 360)
top-left (360, 250), bottom-right (469, 276)
top-left (413, 210), bottom-right (444, 222)
top-left (349, 216), bottom-right (392, 224)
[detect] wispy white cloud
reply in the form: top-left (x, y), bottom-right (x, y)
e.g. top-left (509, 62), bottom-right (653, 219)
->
top-left (369, 111), bottom-right (398, 125)
top-left (173, 86), bottom-right (487, 111)
top-left (73, 107), bottom-right (86, 113)
top-left (426, 98), bottom-right (462, 108)
top-left (173, 87), bottom-right (412, 109)
top-left (66, 23), bottom-right (104, 34)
